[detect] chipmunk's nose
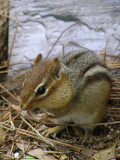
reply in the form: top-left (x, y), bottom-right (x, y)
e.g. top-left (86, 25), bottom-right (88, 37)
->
top-left (20, 102), bottom-right (34, 111)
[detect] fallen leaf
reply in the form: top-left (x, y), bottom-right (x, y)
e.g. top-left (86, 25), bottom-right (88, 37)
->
top-left (16, 142), bottom-right (30, 151)
top-left (17, 142), bottom-right (57, 160)
top-left (93, 142), bottom-right (116, 160)
top-left (27, 148), bottom-right (57, 159)
top-left (0, 126), bottom-right (6, 142)
top-left (82, 147), bottom-right (94, 157)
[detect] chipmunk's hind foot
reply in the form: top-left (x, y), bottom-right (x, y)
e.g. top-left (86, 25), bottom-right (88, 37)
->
top-left (42, 126), bottom-right (65, 137)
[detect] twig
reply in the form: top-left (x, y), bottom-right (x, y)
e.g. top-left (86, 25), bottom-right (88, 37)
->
top-left (1, 96), bottom-right (11, 105)
top-left (9, 62), bottom-right (32, 66)
top-left (103, 39), bottom-right (108, 63)
top-left (46, 22), bottom-right (79, 58)
top-left (62, 44), bottom-right (65, 58)
top-left (0, 68), bottom-right (31, 73)
top-left (0, 65), bottom-right (7, 69)
top-left (44, 151), bottom-right (70, 154)
top-left (54, 41), bottom-right (94, 59)
top-left (10, 143), bottom-right (14, 158)
top-left (20, 116), bottom-right (53, 146)
top-left (2, 123), bottom-right (83, 151)
top-left (18, 140), bottom-right (30, 160)
top-left (18, 129), bottom-right (83, 151)
top-left (66, 41), bottom-right (93, 52)
top-left (0, 13), bottom-right (19, 22)
top-left (0, 83), bottom-right (20, 102)
top-left (7, 22), bottom-right (20, 69)
top-left (9, 112), bottom-right (16, 131)
top-left (43, 120), bottom-right (120, 127)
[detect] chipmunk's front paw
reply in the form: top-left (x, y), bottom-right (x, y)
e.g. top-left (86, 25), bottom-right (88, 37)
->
top-left (82, 135), bottom-right (95, 144)
top-left (42, 126), bottom-right (64, 137)
top-left (82, 129), bottom-right (95, 144)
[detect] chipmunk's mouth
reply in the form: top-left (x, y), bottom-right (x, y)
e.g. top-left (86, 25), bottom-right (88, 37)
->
top-left (21, 110), bottom-right (32, 117)
top-left (22, 108), bottom-right (41, 117)
top-left (20, 103), bottom-right (34, 111)
top-left (32, 108), bottom-right (41, 114)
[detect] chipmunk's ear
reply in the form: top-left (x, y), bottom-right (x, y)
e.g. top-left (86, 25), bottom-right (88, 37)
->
top-left (49, 58), bottom-right (61, 78)
top-left (34, 54), bottom-right (43, 66)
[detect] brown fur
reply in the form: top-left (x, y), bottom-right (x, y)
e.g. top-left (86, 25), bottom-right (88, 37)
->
top-left (20, 51), bottom-right (111, 143)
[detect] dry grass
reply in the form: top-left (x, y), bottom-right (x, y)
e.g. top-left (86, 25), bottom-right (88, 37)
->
top-left (0, 53), bottom-right (120, 160)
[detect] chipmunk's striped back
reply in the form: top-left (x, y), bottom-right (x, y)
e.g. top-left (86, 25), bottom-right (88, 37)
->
top-left (61, 51), bottom-right (111, 90)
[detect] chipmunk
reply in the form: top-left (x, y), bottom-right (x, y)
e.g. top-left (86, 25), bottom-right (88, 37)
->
top-left (20, 51), bottom-right (111, 143)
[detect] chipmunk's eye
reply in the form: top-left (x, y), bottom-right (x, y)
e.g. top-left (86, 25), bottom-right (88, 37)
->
top-left (56, 69), bottom-right (60, 79)
top-left (56, 74), bottom-right (60, 79)
top-left (36, 86), bottom-right (46, 96)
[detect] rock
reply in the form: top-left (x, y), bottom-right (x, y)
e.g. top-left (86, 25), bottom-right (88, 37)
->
top-left (9, 0), bottom-right (120, 70)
